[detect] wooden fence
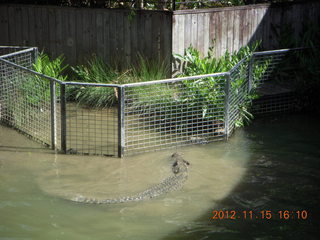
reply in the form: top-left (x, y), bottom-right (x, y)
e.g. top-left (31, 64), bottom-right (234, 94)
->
top-left (0, 2), bottom-right (319, 66)
top-left (0, 5), bottom-right (172, 66)
top-left (173, 2), bottom-right (320, 57)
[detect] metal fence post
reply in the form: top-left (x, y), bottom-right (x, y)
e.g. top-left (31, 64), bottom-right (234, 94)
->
top-left (60, 83), bottom-right (67, 153)
top-left (32, 47), bottom-right (38, 64)
top-left (117, 86), bottom-right (125, 157)
top-left (50, 80), bottom-right (57, 150)
top-left (248, 55), bottom-right (254, 92)
top-left (224, 73), bottom-right (231, 140)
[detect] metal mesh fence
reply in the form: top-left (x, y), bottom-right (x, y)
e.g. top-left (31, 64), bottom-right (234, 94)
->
top-left (0, 47), bottom-right (37, 68)
top-left (0, 46), bottom-right (306, 156)
top-left (227, 58), bottom-right (250, 135)
top-left (252, 92), bottom-right (298, 115)
top-left (123, 74), bottom-right (227, 154)
top-left (251, 49), bottom-right (288, 87)
top-left (0, 50), bottom-right (52, 146)
top-left (250, 49), bottom-right (303, 116)
top-left (0, 46), bottom-right (30, 57)
top-left (63, 83), bottom-right (119, 156)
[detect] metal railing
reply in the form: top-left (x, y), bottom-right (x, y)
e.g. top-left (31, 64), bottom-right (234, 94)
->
top-left (0, 46), bottom-right (299, 157)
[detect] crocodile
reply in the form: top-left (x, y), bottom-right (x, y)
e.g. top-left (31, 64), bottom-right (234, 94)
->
top-left (70, 153), bottom-right (190, 204)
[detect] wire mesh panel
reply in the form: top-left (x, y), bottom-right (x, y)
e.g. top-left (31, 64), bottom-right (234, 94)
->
top-left (251, 49), bottom-right (289, 87)
top-left (252, 92), bottom-right (298, 115)
top-left (63, 83), bottom-right (118, 156)
top-left (0, 46), bottom-right (29, 56)
top-left (0, 47), bottom-right (37, 69)
top-left (0, 59), bottom-right (52, 146)
top-left (227, 58), bottom-right (250, 135)
top-left (123, 74), bottom-right (227, 154)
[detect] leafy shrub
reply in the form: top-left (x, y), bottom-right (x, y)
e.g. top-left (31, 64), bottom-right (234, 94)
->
top-left (69, 55), bottom-right (170, 108)
top-left (20, 52), bottom-right (68, 107)
top-left (33, 52), bottom-right (69, 81)
top-left (271, 24), bottom-right (320, 112)
top-left (174, 42), bottom-right (261, 126)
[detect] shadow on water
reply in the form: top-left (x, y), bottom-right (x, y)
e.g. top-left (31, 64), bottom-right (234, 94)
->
top-left (162, 113), bottom-right (320, 240)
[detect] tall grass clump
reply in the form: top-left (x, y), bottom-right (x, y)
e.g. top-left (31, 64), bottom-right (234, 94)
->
top-left (69, 57), bottom-right (126, 107)
top-left (69, 55), bottom-right (170, 108)
top-left (126, 56), bottom-right (176, 112)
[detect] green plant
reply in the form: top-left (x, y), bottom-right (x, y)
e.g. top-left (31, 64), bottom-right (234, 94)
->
top-left (174, 42), bottom-right (259, 76)
top-left (33, 52), bottom-right (68, 81)
top-left (18, 52), bottom-right (68, 108)
top-left (69, 55), bottom-right (170, 108)
top-left (70, 57), bottom-right (124, 107)
top-left (174, 42), bottom-right (261, 126)
top-left (270, 24), bottom-right (320, 112)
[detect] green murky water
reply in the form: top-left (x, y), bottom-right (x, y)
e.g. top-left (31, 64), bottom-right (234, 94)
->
top-left (0, 114), bottom-right (319, 239)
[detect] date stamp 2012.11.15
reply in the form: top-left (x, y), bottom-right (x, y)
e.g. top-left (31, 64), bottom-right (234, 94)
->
top-left (211, 210), bottom-right (309, 220)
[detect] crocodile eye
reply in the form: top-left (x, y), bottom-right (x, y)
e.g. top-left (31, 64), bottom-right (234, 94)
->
top-left (183, 160), bottom-right (190, 165)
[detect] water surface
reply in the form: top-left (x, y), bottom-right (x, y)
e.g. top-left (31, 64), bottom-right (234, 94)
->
top-left (0, 114), bottom-right (319, 240)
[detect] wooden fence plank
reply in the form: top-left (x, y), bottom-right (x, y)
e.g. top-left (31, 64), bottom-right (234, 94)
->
top-left (178, 14), bottom-right (185, 56)
top-left (144, 12), bottom-right (152, 60)
top-left (197, 13), bottom-right (204, 56)
top-left (183, 14), bottom-right (192, 53)
top-left (123, 12), bottom-right (131, 65)
top-left (129, 12), bottom-right (137, 64)
top-left (7, 6), bottom-right (16, 45)
top-left (209, 12), bottom-right (216, 53)
top-left (215, 10), bottom-right (222, 57)
top-left (103, 11), bottom-right (110, 64)
top-left (226, 10), bottom-right (234, 53)
top-left (233, 10), bottom-right (240, 53)
top-left (15, 6), bottom-right (23, 46)
top-left (68, 8), bottom-right (76, 64)
top-left (96, 11), bottom-right (104, 63)
top-left (203, 13), bottom-right (210, 56)
top-left (191, 14), bottom-right (198, 51)
top-left (21, 6), bottom-right (29, 46)
top-left (0, 6), bottom-right (9, 45)
top-left (160, 12), bottom-right (172, 64)
top-left (220, 10), bottom-right (228, 56)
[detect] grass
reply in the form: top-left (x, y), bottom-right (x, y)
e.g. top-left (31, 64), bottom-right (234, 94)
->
top-left (69, 55), bottom-right (170, 108)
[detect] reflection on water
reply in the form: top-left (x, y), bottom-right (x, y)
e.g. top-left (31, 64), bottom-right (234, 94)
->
top-left (1, 114), bottom-right (319, 239)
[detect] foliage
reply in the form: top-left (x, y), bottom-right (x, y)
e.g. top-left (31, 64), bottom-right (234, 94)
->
top-left (271, 24), bottom-right (320, 112)
top-left (174, 42), bottom-right (262, 126)
top-left (69, 57), bottom-right (126, 107)
top-left (69, 55), bottom-right (169, 108)
top-left (174, 42), bottom-right (259, 75)
top-left (20, 52), bottom-right (68, 107)
top-left (1, 0), bottom-right (306, 10)
top-left (130, 55), bottom-right (169, 82)
top-left (33, 52), bottom-right (69, 81)
top-left (126, 56), bottom-right (174, 111)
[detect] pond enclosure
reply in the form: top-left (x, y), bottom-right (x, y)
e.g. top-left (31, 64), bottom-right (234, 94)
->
top-left (0, 46), bottom-right (301, 157)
